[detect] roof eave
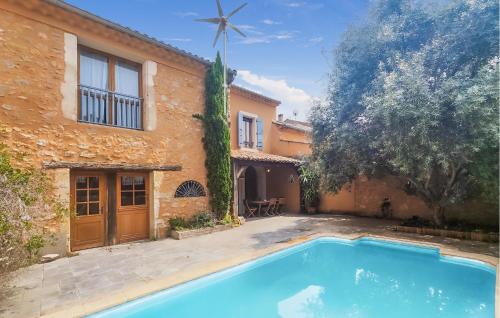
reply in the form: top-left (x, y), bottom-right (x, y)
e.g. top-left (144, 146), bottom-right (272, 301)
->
top-left (45, 0), bottom-right (238, 79)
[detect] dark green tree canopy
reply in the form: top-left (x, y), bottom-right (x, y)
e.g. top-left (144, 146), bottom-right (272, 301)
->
top-left (311, 0), bottom-right (499, 225)
top-left (200, 52), bottom-right (232, 219)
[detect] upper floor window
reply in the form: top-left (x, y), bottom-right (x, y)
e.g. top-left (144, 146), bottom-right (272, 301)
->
top-left (242, 116), bottom-right (254, 148)
top-left (238, 112), bottom-right (264, 150)
top-left (78, 47), bottom-right (142, 130)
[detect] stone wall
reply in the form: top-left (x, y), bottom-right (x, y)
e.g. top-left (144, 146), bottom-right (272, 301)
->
top-left (0, 8), bottom-right (210, 250)
top-left (270, 124), bottom-right (312, 159)
top-left (320, 175), bottom-right (498, 226)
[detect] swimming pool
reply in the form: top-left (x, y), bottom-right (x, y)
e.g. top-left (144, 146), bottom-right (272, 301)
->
top-left (89, 237), bottom-right (496, 318)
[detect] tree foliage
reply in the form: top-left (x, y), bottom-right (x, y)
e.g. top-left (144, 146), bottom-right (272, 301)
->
top-left (0, 145), bottom-right (65, 277)
top-left (311, 0), bottom-right (499, 225)
top-left (199, 53), bottom-right (232, 219)
top-left (298, 159), bottom-right (321, 208)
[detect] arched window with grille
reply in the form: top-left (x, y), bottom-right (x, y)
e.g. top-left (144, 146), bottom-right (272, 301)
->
top-left (174, 181), bottom-right (206, 198)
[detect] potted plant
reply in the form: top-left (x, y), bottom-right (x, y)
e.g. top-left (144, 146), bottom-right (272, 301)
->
top-left (298, 160), bottom-right (321, 214)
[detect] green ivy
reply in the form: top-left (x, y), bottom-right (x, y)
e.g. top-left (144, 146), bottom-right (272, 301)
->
top-left (25, 235), bottom-right (45, 255)
top-left (196, 53), bottom-right (232, 220)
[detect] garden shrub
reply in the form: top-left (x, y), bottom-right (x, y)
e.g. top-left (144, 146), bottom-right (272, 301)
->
top-left (0, 144), bottom-right (64, 277)
top-left (168, 217), bottom-right (189, 231)
top-left (298, 159), bottom-right (321, 209)
top-left (191, 211), bottom-right (215, 228)
top-left (220, 212), bottom-right (233, 225)
top-left (169, 211), bottom-right (216, 231)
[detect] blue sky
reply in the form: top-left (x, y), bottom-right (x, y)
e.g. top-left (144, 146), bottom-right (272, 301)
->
top-left (66, 0), bottom-right (370, 120)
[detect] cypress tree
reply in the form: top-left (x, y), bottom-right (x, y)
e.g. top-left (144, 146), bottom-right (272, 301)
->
top-left (200, 52), bottom-right (232, 219)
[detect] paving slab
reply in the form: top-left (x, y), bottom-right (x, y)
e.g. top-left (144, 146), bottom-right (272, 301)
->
top-left (0, 214), bottom-right (497, 318)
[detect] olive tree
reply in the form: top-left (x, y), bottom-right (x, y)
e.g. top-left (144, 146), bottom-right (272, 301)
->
top-left (311, 0), bottom-right (499, 225)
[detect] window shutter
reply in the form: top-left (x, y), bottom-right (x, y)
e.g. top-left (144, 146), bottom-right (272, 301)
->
top-left (256, 118), bottom-right (264, 150)
top-left (238, 112), bottom-right (244, 147)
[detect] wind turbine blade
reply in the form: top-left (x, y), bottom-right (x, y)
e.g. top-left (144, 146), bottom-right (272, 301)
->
top-left (213, 24), bottom-right (224, 47)
top-left (228, 22), bottom-right (247, 37)
top-left (216, 0), bottom-right (224, 17)
top-left (195, 18), bottom-right (221, 24)
top-left (227, 3), bottom-right (248, 18)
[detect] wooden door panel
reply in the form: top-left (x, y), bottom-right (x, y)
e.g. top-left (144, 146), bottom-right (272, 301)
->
top-left (74, 216), bottom-right (103, 246)
top-left (116, 173), bottom-right (149, 243)
top-left (117, 210), bottom-right (148, 243)
top-left (70, 173), bottom-right (106, 251)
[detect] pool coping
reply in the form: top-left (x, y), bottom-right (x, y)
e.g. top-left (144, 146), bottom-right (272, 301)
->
top-left (41, 232), bottom-right (499, 318)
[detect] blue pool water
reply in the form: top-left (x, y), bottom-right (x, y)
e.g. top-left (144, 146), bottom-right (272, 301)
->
top-left (90, 237), bottom-right (496, 318)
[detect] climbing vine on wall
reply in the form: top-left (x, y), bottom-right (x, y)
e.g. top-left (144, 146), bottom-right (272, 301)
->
top-left (195, 53), bottom-right (232, 220)
top-left (0, 144), bottom-right (67, 277)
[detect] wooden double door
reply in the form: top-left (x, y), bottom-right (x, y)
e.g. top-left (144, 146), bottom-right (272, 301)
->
top-left (70, 171), bottom-right (150, 251)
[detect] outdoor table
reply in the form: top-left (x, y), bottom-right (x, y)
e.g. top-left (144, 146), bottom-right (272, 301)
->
top-left (251, 200), bottom-right (270, 216)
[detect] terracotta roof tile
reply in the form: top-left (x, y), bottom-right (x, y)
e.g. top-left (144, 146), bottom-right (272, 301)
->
top-left (230, 85), bottom-right (281, 106)
top-left (47, 0), bottom-right (238, 81)
top-left (231, 150), bottom-right (301, 164)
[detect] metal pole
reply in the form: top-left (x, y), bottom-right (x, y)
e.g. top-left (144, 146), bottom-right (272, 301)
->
top-left (223, 29), bottom-right (228, 118)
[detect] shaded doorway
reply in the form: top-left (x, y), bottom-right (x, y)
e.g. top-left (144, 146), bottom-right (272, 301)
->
top-left (245, 166), bottom-right (258, 201)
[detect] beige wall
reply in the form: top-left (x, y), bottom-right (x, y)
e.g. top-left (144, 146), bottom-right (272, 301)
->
top-left (266, 167), bottom-right (301, 213)
top-left (320, 176), bottom-right (433, 219)
top-left (229, 88), bottom-right (278, 153)
top-left (319, 184), bottom-right (356, 212)
top-left (271, 124), bottom-right (312, 158)
top-left (320, 175), bottom-right (498, 226)
top-left (0, 5), bottom-right (210, 250)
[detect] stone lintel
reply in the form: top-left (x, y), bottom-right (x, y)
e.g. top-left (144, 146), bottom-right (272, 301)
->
top-left (43, 161), bottom-right (182, 171)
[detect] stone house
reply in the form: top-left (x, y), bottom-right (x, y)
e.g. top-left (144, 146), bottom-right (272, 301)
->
top-left (0, 0), bottom-right (217, 253)
top-left (1, 0), bottom-right (495, 255)
top-left (0, 0), bottom-right (310, 254)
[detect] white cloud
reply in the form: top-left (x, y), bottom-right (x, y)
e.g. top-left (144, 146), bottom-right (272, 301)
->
top-left (261, 19), bottom-right (282, 25)
top-left (275, 32), bottom-right (293, 40)
top-left (236, 70), bottom-right (316, 120)
top-left (164, 38), bottom-right (192, 43)
top-left (285, 2), bottom-right (324, 10)
top-left (234, 24), bottom-right (263, 35)
top-left (237, 24), bottom-right (256, 31)
top-left (238, 31), bottom-right (295, 45)
top-left (174, 11), bottom-right (198, 18)
top-left (286, 2), bottom-right (306, 8)
top-left (309, 36), bottom-right (324, 44)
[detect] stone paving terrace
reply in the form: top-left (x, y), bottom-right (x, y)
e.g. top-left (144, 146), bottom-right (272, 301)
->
top-left (1, 215), bottom-right (498, 318)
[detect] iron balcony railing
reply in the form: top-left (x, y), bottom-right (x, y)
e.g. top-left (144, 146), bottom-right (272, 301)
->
top-left (78, 84), bottom-right (143, 130)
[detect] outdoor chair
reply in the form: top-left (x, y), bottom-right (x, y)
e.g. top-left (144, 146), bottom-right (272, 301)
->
top-left (263, 198), bottom-right (277, 217)
top-left (244, 199), bottom-right (258, 218)
top-left (275, 198), bottom-right (286, 215)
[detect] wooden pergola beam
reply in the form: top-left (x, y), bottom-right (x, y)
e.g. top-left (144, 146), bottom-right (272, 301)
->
top-left (42, 161), bottom-right (182, 171)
